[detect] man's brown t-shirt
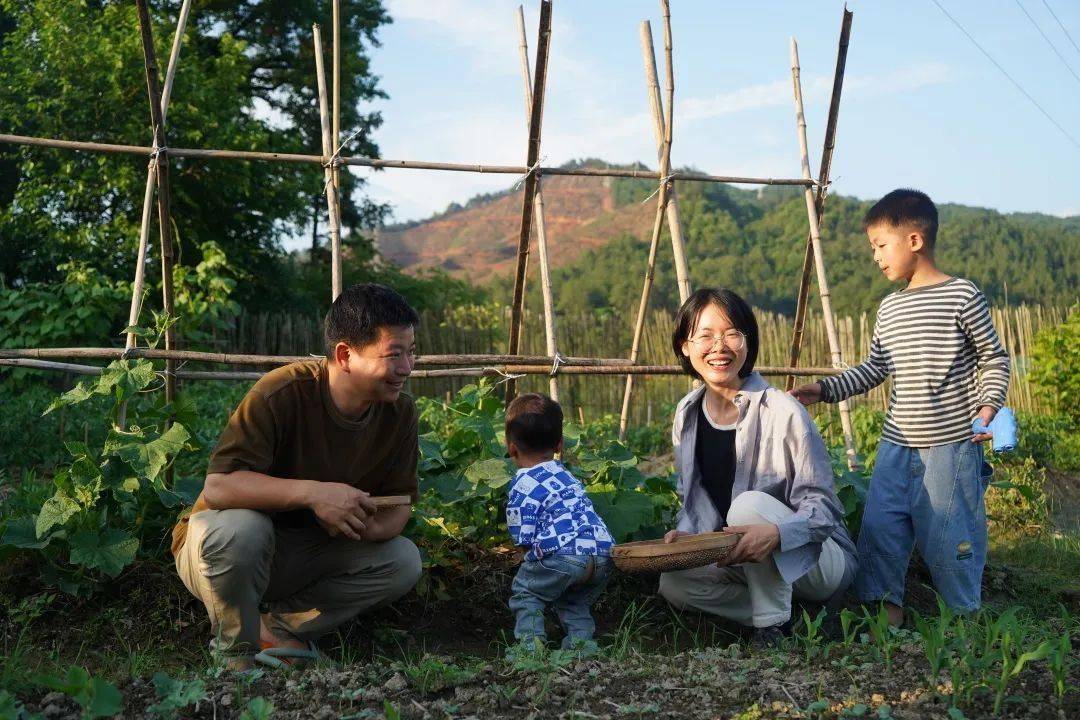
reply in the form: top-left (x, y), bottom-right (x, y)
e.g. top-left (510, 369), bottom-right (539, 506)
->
top-left (171, 360), bottom-right (419, 554)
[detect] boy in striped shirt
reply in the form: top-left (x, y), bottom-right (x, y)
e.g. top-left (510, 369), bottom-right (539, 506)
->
top-left (792, 189), bottom-right (1010, 624)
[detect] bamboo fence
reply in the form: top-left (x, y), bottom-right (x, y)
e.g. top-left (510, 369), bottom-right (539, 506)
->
top-left (0, 1), bottom-right (876, 453)
top-left (76, 303), bottom-right (1060, 424)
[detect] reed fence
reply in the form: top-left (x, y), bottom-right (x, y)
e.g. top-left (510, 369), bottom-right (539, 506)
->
top-left (208, 304), bottom-right (1068, 425)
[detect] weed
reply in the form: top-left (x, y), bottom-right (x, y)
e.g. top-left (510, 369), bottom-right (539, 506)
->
top-left (148, 671), bottom-right (207, 718)
top-left (397, 655), bottom-right (479, 694)
top-left (36, 666), bottom-right (122, 720)
top-left (239, 696), bottom-right (274, 720)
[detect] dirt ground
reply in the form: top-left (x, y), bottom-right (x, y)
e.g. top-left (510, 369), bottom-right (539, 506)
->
top-left (3, 547), bottom-right (1076, 720)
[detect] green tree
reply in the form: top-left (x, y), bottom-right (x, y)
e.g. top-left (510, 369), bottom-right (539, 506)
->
top-left (0, 0), bottom-right (390, 312)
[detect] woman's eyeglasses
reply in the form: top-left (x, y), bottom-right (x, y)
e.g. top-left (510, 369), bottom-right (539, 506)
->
top-left (687, 330), bottom-right (746, 351)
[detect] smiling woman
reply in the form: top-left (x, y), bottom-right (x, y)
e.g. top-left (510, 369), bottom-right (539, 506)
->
top-left (657, 287), bottom-right (858, 648)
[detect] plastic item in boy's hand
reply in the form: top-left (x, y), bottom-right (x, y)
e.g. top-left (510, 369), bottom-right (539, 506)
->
top-left (971, 407), bottom-right (1017, 452)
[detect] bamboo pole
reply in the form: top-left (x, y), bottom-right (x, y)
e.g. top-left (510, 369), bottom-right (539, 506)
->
top-left (333, 0), bottom-right (341, 194)
top-left (517, 5), bottom-right (560, 402)
top-left (314, 24), bottom-right (344, 300)
top-left (506, 0), bottom-right (553, 401)
top-left (620, 0), bottom-right (675, 439)
top-left (787, 7), bottom-right (852, 391)
top-left (0, 133), bottom-right (816, 186)
top-left (640, 19), bottom-right (690, 304)
top-left (134, 0), bottom-right (177, 418)
top-left (0, 348), bottom-right (637, 367)
top-left (790, 37), bottom-right (858, 469)
top-left (126, 0), bottom-right (193, 350)
top-left (0, 358), bottom-right (841, 380)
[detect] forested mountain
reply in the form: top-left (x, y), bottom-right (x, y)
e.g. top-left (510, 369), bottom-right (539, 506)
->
top-left (381, 164), bottom-right (1078, 317)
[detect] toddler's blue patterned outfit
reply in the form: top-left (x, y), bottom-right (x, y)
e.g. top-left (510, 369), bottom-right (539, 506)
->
top-left (505, 460), bottom-right (614, 646)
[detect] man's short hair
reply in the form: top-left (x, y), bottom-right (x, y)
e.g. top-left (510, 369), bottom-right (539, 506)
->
top-left (505, 393), bottom-right (563, 454)
top-left (323, 283), bottom-right (420, 356)
top-left (671, 287), bottom-right (759, 380)
top-left (863, 188), bottom-right (939, 249)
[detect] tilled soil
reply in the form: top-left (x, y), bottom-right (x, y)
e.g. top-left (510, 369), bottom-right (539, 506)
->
top-left (3, 549), bottom-right (1076, 719)
top-left (21, 640), bottom-right (1077, 720)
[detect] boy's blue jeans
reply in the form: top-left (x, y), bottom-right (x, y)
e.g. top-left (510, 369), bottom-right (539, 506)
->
top-left (855, 439), bottom-right (993, 613)
top-left (509, 554), bottom-right (612, 647)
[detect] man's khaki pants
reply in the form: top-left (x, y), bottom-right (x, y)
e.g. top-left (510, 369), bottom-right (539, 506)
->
top-left (658, 491), bottom-right (850, 628)
top-left (176, 509), bottom-right (422, 658)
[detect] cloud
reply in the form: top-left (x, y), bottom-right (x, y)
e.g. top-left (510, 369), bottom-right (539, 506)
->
top-left (674, 61), bottom-right (957, 126)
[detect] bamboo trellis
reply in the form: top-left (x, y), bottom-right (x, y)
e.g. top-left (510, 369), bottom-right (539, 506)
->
top-left (0, 1), bottom-right (861, 464)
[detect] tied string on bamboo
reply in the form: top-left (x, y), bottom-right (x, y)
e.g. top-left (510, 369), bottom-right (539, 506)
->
top-left (640, 173), bottom-right (676, 204)
top-left (148, 144), bottom-right (168, 167)
top-left (510, 155), bottom-right (547, 191)
top-left (549, 351), bottom-right (567, 377)
top-left (321, 127), bottom-right (366, 191)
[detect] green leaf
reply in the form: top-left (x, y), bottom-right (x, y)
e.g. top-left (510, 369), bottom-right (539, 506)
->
top-left (240, 696), bottom-right (275, 720)
top-left (0, 689), bottom-right (25, 720)
top-left (36, 493), bottom-right (80, 538)
top-left (83, 677), bottom-right (122, 719)
top-left (115, 423), bottom-right (190, 484)
top-left (2, 516), bottom-right (51, 549)
top-left (1010, 639), bottom-right (1054, 676)
top-left (464, 458), bottom-right (512, 490)
top-left (68, 528), bottom-right (139, 577)
top-left (155, 476), bottom-right (204, 508)
top-left (587, 489), bottom-right (655, 542)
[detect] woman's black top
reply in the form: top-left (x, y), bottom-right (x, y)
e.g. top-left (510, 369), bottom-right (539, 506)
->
top-left (694, 400), bottom-right (736, 525)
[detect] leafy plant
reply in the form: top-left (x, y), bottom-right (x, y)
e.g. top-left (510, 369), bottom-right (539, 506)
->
top-left (0, 358), bottom-right (194, 592)
top-left (794, 608), bottom-right (829, 663)
top-left (863, 605), bottom-right (899, 671)
top-left (148, 672), bottom-right (207, 718)
top-left (239, 696), bottom-right (274, 720)
top-left (37, 666), bottom-right (122, 720)
top-left (912, 598), bottom-right (954, 691)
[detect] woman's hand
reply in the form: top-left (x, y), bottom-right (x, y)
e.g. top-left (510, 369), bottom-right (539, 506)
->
top-left (719, 523), bottom-right (780, 564)
top-left (663, 529), bottom-right (689, 544)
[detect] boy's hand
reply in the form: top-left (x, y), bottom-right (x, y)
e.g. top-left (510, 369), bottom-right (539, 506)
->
top-left (308, 482), bottom-right (377, 540)
top-left (971, 405), bottom-right (996, 444)
top-left (663, 529), bottom-right (689, 544)
top-left (789, 382), bottom-right (822, 406)
top-left (720, 524), bottom-right (779, 564)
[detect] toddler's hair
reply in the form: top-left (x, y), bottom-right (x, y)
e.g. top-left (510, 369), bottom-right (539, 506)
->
top-left (505, 393), bottom-right (563, 454)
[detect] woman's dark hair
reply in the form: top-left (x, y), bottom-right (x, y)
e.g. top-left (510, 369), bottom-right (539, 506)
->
top-left (671, 288), bottom-right (759, 379)
top-left (324, 283), bottom-right (420, 356)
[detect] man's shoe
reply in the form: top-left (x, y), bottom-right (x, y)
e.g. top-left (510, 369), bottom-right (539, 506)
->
top-left (750, 622), bottom-right (791, 649)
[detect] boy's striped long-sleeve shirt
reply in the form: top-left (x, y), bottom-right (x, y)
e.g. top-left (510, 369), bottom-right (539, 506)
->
top-left (818, 277), bottom-right (1010, 448)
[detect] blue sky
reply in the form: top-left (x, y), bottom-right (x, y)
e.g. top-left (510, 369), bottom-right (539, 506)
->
top-left (345, 0), bottom-right (1080, 225)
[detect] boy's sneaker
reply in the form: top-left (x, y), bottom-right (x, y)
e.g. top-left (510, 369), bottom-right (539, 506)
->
top-left (561, 637), bottom-right (600, 658)
top-left (750, 622), bottom-right (791, 650)
top-left (504, 637), bottom-right (546, 663)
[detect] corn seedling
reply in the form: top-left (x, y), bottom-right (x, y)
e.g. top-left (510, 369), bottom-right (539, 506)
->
top-left (839, 608), bottom-right (863, 647)
top-left (863, 605), bottom-right (898, 670)
top-left (1047, 633), bottom-right (1071, 704)
top-left (795, 608), bottom-right (829, 662)
top-left (913, 597), bottom-right (954, 691)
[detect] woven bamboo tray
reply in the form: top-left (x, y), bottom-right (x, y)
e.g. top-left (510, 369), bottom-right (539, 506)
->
top-left (611, 531), bottom-right (740, 574)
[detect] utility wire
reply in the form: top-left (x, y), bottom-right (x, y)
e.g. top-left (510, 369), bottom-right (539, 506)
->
top-left (1014, 0), bottom-right (1080, 87)
top-left (929, 0), bottom-right (1080, 151)
top-left (1041, 0), bottom-right (1080, 57)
